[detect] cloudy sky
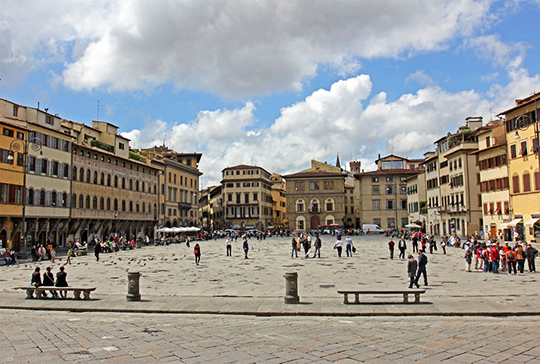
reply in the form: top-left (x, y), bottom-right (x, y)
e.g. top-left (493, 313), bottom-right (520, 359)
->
top-left (1, 0), bottom-right (539, 186)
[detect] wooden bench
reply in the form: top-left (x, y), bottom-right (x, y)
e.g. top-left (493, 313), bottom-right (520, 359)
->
top-left (337, 289), bottom-right (426, 304)
top-left (15, 286), bottom-right (96, 300)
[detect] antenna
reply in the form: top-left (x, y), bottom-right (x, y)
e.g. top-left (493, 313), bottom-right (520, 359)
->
top-left (97, 100), bottom-right (100, 121)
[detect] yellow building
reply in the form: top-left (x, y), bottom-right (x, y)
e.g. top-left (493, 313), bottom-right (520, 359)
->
top-left (270, 173), bottom-right (287, 229)
top-left (498, 93), bottom-right (540, 241)
top-left (405, 170), bottom-right (426, 230)
top-left (0, 120), bottom-right (26, 250)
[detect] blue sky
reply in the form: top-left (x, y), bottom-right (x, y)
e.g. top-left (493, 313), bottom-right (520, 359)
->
top-left (1, 0), bottom-right (539, 186)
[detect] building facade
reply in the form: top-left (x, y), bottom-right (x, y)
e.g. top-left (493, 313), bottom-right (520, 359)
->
top-left (406, 170), bottom-right (426, 229)
top-left (222, 165), bottom-right (273, 230)
top-left (270, 174), bottom-right (287, 229)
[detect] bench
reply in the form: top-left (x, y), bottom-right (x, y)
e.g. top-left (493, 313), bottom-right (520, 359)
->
top-left (337, 289), bottom-right (426, 304)
top-left (74, 249), bottom-right (87, 256)
top-left (15, 286), bottom-right (96, 300)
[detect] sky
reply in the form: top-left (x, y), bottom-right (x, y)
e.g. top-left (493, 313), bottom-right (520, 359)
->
top-left (1, 0), bottom-right (539, 187)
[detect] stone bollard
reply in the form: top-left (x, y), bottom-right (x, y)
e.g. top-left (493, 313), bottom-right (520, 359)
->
top-left (284, 272), bottom-right (300, 304)
top-left (126, 271), bottom-right (141, 301)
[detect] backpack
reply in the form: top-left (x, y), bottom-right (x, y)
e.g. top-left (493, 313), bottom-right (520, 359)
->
top-left (507, 251), bottom-right (515, 260)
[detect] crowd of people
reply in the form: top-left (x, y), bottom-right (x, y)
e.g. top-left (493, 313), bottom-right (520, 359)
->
top-left (464, 239), bottom-right (537, 274)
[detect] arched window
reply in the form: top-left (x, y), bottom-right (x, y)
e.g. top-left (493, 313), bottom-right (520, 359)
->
top-left (85, 195), bottom-right (90, 209)
top-left (79, 195), bottom-right (84, 208)
top-left (296, 199), bottom-right (305, 212)
top-left (310, 199), bottom-right (320, 213)
top-left (93, 171), bottom-right (98, 184)
top-left (523, 172), bottom-right (531, 192)
top-left (86, 170), bottom-right (91, 183)
top-left (93, 196), bottom-right (98, 209)
top-left (71, 194), bottom-right (76, 208)
top-left (106, 198), bottom-right (111, 210)
top-left (142, 202), bottom-right (146, 213)
top-left (79, 168), bottom-right (84, 182)
top-left (73, 167), bottom-right (77, 181)
top-left (51, 191), bottom-right (57, 207)
top-left (100, 197), bottom-right (104, 210)
top-left (141, 182), bottom-right (145, 192)
top-left (114, 176), bottom-right (118, 188)
top-left (136, 180), bottom-right (139, 191)
top-left (114, 199), bottom-right (118, 211)
top-left (512, 174), bottom-right (520, 194)
top-left (122, 178), bottom-right (126, 189)
top-left (122, 200), bottom-right (126, 211)
top-left (40, 190), bottom-right (46, 206)
top-left (296, 216), bottom-right (305, 231)
top-left (325, 198), bottom-right (334, 211)
top-left (129, 201), bottom-right (133, 212)
top-left (136, 203), bottom-right (139, 213)
top-left (129, 179), bottom-right (133, 190)
top-left (101, 173), bottom-right (105, 185)
top-left (28, 189), bottom-right (34, 205)
top-left (62, 193), bottom-right (67, 207)
top-left (154, 185), bottom-right (156, 194)
top-left (107, 174), bottom-right (111, 186)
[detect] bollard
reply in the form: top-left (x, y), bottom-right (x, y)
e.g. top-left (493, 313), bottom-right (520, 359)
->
top-left (284, 272), bottom-right (300, 304)
top-left (126, 271), bottom-right (141, 301)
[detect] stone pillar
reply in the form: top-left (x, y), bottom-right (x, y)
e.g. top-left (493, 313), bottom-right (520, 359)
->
top-left (126, 271), bottom-right (141, 301)
top-left (284, 272), bottom-right (299, 304)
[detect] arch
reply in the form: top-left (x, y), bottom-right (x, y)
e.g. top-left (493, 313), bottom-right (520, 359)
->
top-left (136, 203), bottom-right (139, 213)
top-left (79, 168), bottom-right (84, 182)
top-left (296, 198), bottom-right (305, 212)
top-left (39, 189), bottom-right (46, 206)
top-left (106, 198), bottom-right (111, 210)
top-left (107, 174), bottom-right (111, 186)
top-left (325, 198), bottom-right (335, 212)
top-left (114, 198), bottom-right (118, 211)
top-left (172, 219), bottom-right (178, 227)
top-left (309, 198), bottom-right (320, 213)
top-left (79, 195), bottom-right (84, 208)
top-left (85, 195), bottom-right (90, 209)
top-left (114, 175), bottom-right (118, 188)
top-left (51, 191), bottom-right (57, 207)
top-left (142, 202), bottom-right (146, 213)
top-left (141, 181), bottom-right (145, 192)
top-left (93, 171), bottom-right (98, 184)
top-left (295, 216), bottom-right (306, 231)
top-left (325, 215), bottom-right (335, 225)
top-left (136, 180), bottom-right (139, 191)
top-left (100, 197), bottom-right (104, 210)
top-left (86, 169), bottom-right (91, 183)
top-left (101, 172), bottom-right (105, 185)
top-left (71, 194), bottom-right (76, 208)
top-left (523, 171), bottom-right (531, 192)
top-left (129, 179), bottom-right (133, 190)
top-left (62, 192), bottom-right (67, 207)
top-left (129, 201), bottom-right (133, 212)
top-left (121, 200), bottom-right (126, 212)
top-left (122, 178), bottom-right (126, 189)
top-left (92, 196), bottom-right (97, 209)
top-left (153, 185), bottom-right (157, 194)
top-left (73, 167), bottom-right (77, 181)
top-left (28, 188), bottom-right (34, 205)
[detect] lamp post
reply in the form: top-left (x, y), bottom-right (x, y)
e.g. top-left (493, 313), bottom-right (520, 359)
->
top-left (7, 137), bottom-right (43, 253)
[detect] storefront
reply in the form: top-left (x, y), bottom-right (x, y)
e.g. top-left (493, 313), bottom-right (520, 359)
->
top-left (500, 217), bottom-right (524, 242)
top-left (525, 216), bottom-right (540, 241)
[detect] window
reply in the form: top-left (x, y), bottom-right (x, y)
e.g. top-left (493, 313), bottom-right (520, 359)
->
top-left (373, 200), bottom-right (380, 210)
top-left (323, 181), bottom-right (334, 190)
top-left (387, 218), bottom-right (395, 228)
top-left (325, 199), bottom-right (334, 211)
top-left (45, 115), bottom-right (54, 125)
top-left (309, 182), bottom-right (320, 190)
top-left (512, 175), bottom-right (520, 194)
top-left (372, 186), bottom-right (379, 195)
top-left (297, 200), bottom-right (304, 212)
top-left (244, 193), bottom-right (249, 203)
top-left (40, 190), bottom-right (46, 206)
top-left (100, 197), bottom-right (104, 210)
top-left (86, 170), bottom-right (91, 183)
top-left (510, 144), bottom-right (517, 159)
top-left (28, 189), bottom-right (34, 205)
top-left (118, 142), bottom-right (125, 150)
top-left (12, 106), bottom-right (18, 117)
top-left (386, 200), bottom-right (395, 210)
top-left (41, 159), bottom-right (48, 175)
top-left (51, 161), bottom-right (59, 176)
top-left (294, 182), bottom-right (304, 191)
top-left (253, 193), bottom-right (258, 201)
top-left (523, 172), bottom-right (531, 192)
top-left (372, 177), bottom-right (379, 182)
top-left (3, 128), bottom-right (14, 137)
top-left (520, 140), bottom-right (528, 156)
top-left (535, 171), bottom-right (540, 191)
top-left (85, 195), bottom-right (90, 209)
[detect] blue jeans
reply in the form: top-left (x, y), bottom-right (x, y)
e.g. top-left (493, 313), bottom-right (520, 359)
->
top-left (346, 245), bottom-right (352, 257)
top-left (491, 261), bottom-right (499, 274)
top-left (517, 259), bottom-right (525, 273)
top-left (508, 261), bottom-right (517, 274)
top-left (291, 247), bottom-right (297, 257)
top-left (415, 266), bottom-right (428, 286)
top-left (483, 259), bottom-right (489, 272)
top-left (312, 246), bottom-right (320, 258)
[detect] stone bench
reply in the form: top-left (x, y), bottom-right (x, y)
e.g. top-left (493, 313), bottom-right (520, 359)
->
top-left (337, 289), bottom-right (426, 304)
top-left (15, 286), bottom-right (96, 300)
top-left (74, 249), bottom-right (87, 256)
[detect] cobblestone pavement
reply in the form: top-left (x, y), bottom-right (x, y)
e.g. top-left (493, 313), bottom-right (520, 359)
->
top-left (2, 310), bottom-right (540, 363)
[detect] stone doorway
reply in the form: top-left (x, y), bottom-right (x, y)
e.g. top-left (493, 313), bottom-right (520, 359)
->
top-left (310, 215), bottom-right (320, 230)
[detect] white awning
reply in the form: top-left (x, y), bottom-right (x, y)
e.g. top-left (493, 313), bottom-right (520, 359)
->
top-left (499, 223), bottom-right (509, 229)
top-left (506, 218), bottom-right (523, 227)
top-left (525, 218), bottom-right (540, 227)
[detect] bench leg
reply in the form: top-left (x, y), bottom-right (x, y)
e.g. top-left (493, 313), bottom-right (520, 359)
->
top-left (403, 293), bottom-right (409, 303)
top-left (36, 289), bottom-right (45, 298)
top-left (354, 293), bottom-right (360, 304)
top-left (26, 289), bottom-right (34, 299)
top-left (414, 293), bottom-right (421, 303)
top-left (73, 290), bottom-right (82, 300)
top-left (343, 294), bottom-right (349, 304)
top-left (83, 290), bottom-right (91, 300)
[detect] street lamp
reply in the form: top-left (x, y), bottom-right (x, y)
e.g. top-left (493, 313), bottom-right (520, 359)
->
top-left (7, 137), bottom-right (43, 253)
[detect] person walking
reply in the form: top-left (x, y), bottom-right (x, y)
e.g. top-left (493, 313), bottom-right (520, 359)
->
top-left (243, 238), bottom-right (249, 259)
top-left (414, 250), bottom-right (428, 287)
top-left (55, 266), bottom-right (68, 298)
top-left (440, 236), bottom-right (447, 255)
top-left (345, 236), bottom-right (354, 257)
top-left (388, 238), bottom-right (395, 260)
top-left (94, 241), bottom-right (101, 262)
top-left (412, 234), bottom-right (419, 253)
top-left (291, 238), bottom-right (298, 258)
top-left (490, 244), bottom-right (499, 274)
top-left (312, 235), bottom-right (322, 258)
top-left (226, 237), bottom-right (232, 257)
top-left (525, 243), bottom-right (538, 272)
top-left (66, 246), bottom-right (72, 265)
top-left (303, 236), bottom-right (311, 258)
top-left (464, 243), bottom-right (472, 272)
top-left (194, 243), bottom-right (201, 265)
top-left (398, 238), bottom-right (407, 259)
top-left (407, 254), bottom-right (418, 288)
top-left (515, 243), bottom-right (525, 274)
top-left (334, 238), bottom-right (343, 257)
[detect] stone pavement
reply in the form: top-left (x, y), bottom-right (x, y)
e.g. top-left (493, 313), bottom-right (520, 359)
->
top-left (2, 311), bottom-right (540, 363)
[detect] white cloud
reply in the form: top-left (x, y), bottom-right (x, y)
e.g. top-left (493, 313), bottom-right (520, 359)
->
top-left (406, 70), bottom-right (435, 87)
top-left (1, 0), bottom-right (492, 98)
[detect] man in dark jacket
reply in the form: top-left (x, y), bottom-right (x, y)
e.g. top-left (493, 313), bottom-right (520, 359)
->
top-left (94, 241), bottom-right (102, 262)
top-left (31, 267), bottom-right (47, 298)
top-left (525, 243), bottom-right (538, 272)
top-left (407, 254), bottom-right (418, 288)
top-left (414, 250), bottom-right (428, 288)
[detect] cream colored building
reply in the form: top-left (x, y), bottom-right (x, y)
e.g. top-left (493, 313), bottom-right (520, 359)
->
top-left (423, 151), bottom-right (441, 235)
top-left (472, 120), bottom-right (510, 240)
top-left (222, 165), bottom-right (273, 230)
top-left (270, 174), bottom-right (287, 229)
top-left (434, 118), bottom-right (483, 237)
top-left (498, 93), bottom-right (540, 241)
top-left (405, 170), bottom-right (426, 229)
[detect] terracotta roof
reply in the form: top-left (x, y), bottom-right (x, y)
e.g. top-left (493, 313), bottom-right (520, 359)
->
top-left (283, 170), bottom-right (345, 179)
top-left (470, 141), bottom-right (506, 155)
top-left (222, 164), bottom-right (271, 175)
top-left (354, 169), bottom-right (420, 177)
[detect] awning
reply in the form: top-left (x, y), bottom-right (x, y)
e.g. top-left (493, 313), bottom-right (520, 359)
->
top-left (499, 223), bottom-right (508, 229)
top-left (506, 218), bottom-right (523, 227)
top-left (525, 218), bottom-right (540, 227)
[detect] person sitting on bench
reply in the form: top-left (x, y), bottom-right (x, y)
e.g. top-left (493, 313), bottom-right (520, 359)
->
top-left (55, 266), bottom-right (69, 298)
